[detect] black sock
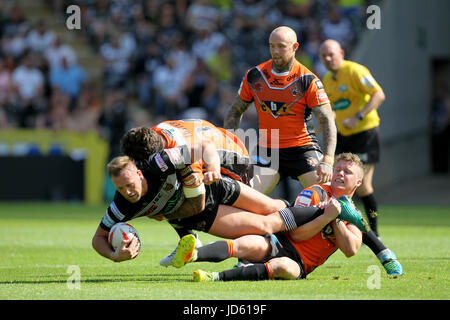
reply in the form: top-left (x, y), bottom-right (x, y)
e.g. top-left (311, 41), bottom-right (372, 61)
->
top-left (362, 230), bottom-right (386, 255)
top-left (218, 263), bottom-right (269, 281)
top-left (173, 227), bottom-right (195, 239)
top-left (278, 206), bottom-right (324, 231)
top-left (196, 241), bottom-right (231, 262)
top-left (360, 193), bottom-right (379, 235)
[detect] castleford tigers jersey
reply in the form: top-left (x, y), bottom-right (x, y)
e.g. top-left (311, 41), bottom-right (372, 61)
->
top-left (152, 119), bottom-right (251, 183)
top-left (289, 184), bottom-right (351, 275)
top-left (238, 59), bottom-right (330, 149)
top-left (322, 60), bottom-right (383, 136)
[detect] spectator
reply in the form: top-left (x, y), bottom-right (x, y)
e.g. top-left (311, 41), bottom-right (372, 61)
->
top-left (185, 0), bottom-right (222, 34)
top-left (320, 4), bottom-right (354, 50)
top-left (152, 53), bottom-right (189, 118)
top-left (99, 34), bottom-right (130, 89)
top-left (1, 23), bottom-right (28, 58)
top-left (44, 35), bottom-right (77, 71)
top-left (191, 27), bottom-right (226, 63)
top-left (26, 20), bottom-right (56, 53)
top-left (49, 56), bottom-right (87, 104)
top-left (0, 56), bottom-right (13, 108)
top-left (11, 53), bottom-right (46, 127)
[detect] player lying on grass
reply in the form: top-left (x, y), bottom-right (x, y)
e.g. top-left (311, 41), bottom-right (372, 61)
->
top-left (91, 150), bottom-right (364, 263)
top-left (171, 153), bottom-right (402, 280)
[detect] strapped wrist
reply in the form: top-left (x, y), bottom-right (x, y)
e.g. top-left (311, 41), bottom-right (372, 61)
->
top-left (322, 155), bottom-right (334, 166)
top-left (356, 112), bottom-right (364, 120)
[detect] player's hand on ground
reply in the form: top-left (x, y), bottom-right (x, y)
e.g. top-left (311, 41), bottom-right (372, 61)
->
top-left (322, 198), bottom-right (341, 221)
top-left (316, 162), bottom-right (332, 184)
top-left (111, 237), bottom-right (140, 262)
top-left (203, 170), bottom-right (221, 185)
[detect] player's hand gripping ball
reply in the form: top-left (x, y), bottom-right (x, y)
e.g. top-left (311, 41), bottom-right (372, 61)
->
top-left (108, 223), bottom-right (141, 251)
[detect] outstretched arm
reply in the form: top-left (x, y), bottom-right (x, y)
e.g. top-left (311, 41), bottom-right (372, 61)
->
top-left (223, 95), bottom-right (252, 129)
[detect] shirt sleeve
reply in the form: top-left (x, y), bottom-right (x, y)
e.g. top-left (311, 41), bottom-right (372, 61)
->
top-left (305, 77), bottom-right (330, 108)
top-left (99, 196), bottom-right (129, 231)
top-left (237, 71), bottom-right (254, 103)
top-left (293, 185), bottom-right (329, 207)
top-left (137, 145), bottom-right (191, 176)
top-left (352, 65), bottom-right (382, 96)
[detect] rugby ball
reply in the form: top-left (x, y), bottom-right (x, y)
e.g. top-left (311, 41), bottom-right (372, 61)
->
top-left (108, 222), bottom-right (141, 250)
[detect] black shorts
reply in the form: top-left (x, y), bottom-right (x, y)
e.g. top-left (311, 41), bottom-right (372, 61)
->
top-left (168, 176), bottom-right (241, 232)
top-left (257, 145), bottom-right (323, 179)
top-left (336, 127), bottom-right (380, 164)
top-left (262, 233), bottom-right (306, 279)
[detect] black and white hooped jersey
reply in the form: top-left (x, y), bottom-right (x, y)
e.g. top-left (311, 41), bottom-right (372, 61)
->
top-left (99, 146), bottom-right (191, 231)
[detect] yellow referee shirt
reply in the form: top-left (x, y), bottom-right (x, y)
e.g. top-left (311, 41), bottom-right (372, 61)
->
top-left (322, 60), bottom-right (382, 136)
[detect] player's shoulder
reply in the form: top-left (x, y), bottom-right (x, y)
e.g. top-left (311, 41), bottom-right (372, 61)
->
top-left (294, 59), bottom-right (316, 76)
top-left (344, 60), bottom-right (371, 75)
top-left (294, 184), bottom-right (331, 207)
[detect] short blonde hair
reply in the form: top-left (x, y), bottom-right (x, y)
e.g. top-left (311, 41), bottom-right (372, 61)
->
top-left (107, 156), bottom-right (134, 177)
top-left (334, 153), bottom-right (364, 178)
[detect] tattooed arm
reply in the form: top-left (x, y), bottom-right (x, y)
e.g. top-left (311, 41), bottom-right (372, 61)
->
top-left (223, 95), bottom-right (252, 129)
top-left (150, 194), bottom-right (206, 220)
top-left (311, 102), bottom-right (337, 183)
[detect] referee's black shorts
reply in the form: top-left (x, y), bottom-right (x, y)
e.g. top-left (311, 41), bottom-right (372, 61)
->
top-left (336, 127), bottom-right (380, 164)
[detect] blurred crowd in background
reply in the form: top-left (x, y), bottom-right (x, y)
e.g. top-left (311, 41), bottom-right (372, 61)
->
top-left (0, 0), bottom-right (376, 158)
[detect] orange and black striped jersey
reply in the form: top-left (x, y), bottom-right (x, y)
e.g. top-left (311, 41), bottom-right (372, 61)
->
top-left (238, 59), bottom-right (330, 149)
top-left (152, 119), bottom-right (251, 183)
top-left (289, 184), bottom-right (349, 275)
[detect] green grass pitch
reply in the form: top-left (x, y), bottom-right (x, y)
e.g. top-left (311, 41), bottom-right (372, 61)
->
top-left (0, 202), bottom-right (449, 300)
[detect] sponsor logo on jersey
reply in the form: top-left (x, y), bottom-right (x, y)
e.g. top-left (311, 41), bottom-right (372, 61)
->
top-left (260, 100), bottom-right (296, 118)
top-left (101, 212), bottom-right (116, 229)
top-left (338, 84), bottom-right (348, 92)
top-left (294, 189), bottom-right (314, 207)
top-left (287, 73), bottom-right (298, 82)
top-left (333, 98), bottom-right (351, 111)
top-left (317, 91), bottom-right (329, 104)
top-left (155, 153), bottom-right (168, 172)
top-left (165, 148), bottom-right (184, 167)
top-left (314, 79), bottom-right (324, 90)
top-left (290, 86), bottom-right (301, 96)
top-left (253, 82), bottom-right (263, 92)
top-left (361, 75), bottom-right (375, 88)
top-left (294, 195), bottom-right (312, 207)
top-left (270, 78), bottom-right (284, 86)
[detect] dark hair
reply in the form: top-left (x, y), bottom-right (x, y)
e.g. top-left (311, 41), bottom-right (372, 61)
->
top-left (120, 127), bottom-right (164, 161)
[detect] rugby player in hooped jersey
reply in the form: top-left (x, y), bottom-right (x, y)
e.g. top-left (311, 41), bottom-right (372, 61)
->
top-left (92, 121), bottom-right (365, 264)
top-left (119, 119), bottom-right (274, 266)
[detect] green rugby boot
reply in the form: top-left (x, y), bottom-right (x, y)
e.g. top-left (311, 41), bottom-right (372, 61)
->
top-left (171, 234), bottom-right (198, 268)
top-left (193, 269), bottom-right (217, 282)
top-left (337, 196), bottom-right (369, 232)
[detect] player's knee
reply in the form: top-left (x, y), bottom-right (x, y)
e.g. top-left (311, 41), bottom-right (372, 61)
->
top-left (259, 216), bottom-right (279, 234)
top-left (270, 257), bottom-right (299, 280)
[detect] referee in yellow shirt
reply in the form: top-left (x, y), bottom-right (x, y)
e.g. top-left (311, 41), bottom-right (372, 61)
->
top-left (319, 39), bottom-right (402, 276)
